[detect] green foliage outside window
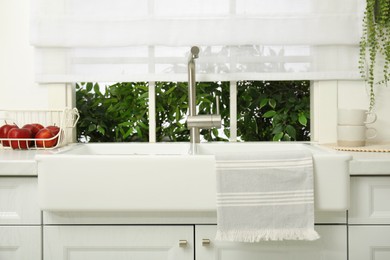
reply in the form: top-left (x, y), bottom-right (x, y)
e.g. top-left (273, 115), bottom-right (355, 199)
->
top-left (76, 81), bottom-right (310, 142)
top-left (154, 81), bottom-right (230, 142)
top-left (76, 82), bottom-right (149, 142)
top-left (237, 81), bottom-right (310, 141)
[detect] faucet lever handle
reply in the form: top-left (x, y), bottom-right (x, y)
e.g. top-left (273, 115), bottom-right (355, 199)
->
top-left (215, 96), bottom-right (220, 115)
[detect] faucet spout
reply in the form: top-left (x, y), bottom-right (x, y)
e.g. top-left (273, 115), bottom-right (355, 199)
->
top-left (188, 47), bottom-right (198, 118)
top-left (189, 46), bottom-right (200, 60)
top-left (188, 46), bottom-right (200, 147)
top-left (187, 46), bottom-right (222, 154)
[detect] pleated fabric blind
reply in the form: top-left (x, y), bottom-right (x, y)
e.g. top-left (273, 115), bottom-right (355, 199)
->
top-left (30, 0), bottom-right (365, 83)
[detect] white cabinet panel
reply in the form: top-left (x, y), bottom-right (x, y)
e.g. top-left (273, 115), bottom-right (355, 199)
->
top-left (0, 177), bottom-right (40, 224)
top-left (195, 225), bottom-right (346, 260)
top-left (349, 226), bottom-right (390, 260)
top-left (350, 177), bottom-right (390, 224)
top-left (0, 226), bottom-right (41, 260)
top-left (315, 211), bottom-right (347, 224)
top-left (44, 225), bottom-right (193, 260)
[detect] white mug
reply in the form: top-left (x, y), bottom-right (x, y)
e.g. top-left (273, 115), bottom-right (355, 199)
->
top-left (338, 109), bottom-right (377, 126)
top-left (337, 125), bottom-right (377, 147)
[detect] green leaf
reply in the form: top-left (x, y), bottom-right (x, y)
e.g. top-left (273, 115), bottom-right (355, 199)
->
top-left (271, 125), bottom-right (283, 135)
top-left (259, 98), bottom-right (268, 109)
top-left (86, 82), bottom-right (93, 92)
top-left (268, 99), bottom-right (276, 109)
top-left (97, 126), bottom-right (105, 135)
top-left (138, 121), bottom-right (148, 130)
top-left (93, 84), bottom-right (102, 97)
top-left (165, 86), bottom-right (176, 95)
top-left (298, 114), bottom-right (307, 126)
top-left (118, 122), bottom-right (133, 127)
top-left (288, 97), bottom-right (296, 103)
top-left (212, 128), bottom-right (219, 138)
top-left (88, 124), bottom-right (96, 132)
top-left (175, 107), bottom-right (180, 122)
top-left (263, 110), bottom-right (276, 118)
top-left (285, 125), bottom-right (297, 139)
top-left (135, 126), bottom-right (143, 138)
top-left (273, 132), bottom-right (284, 141)
top-left (123, 128), bottom-right (133, 139)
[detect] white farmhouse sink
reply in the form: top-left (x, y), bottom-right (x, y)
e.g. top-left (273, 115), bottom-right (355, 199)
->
top-left (35, 142), bottom-right (352, 212)
top-left (36, 143), bottom-right (215, 212)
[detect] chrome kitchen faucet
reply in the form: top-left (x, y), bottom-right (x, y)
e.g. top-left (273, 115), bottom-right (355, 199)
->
top-left (187, 46), bottom-right (222, 154)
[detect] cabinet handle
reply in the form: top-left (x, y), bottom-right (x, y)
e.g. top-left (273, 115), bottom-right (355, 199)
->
top-left (202, 239), bottom-right (211, 246)
top-left (179, 240), bottom-right (188, 247)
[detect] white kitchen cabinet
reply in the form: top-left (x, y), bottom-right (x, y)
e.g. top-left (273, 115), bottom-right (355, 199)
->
top-left (349, 177), bottom-right (390, 224)
top-left (0, 177), bottom-right (40, 224)
top-left (44, 225), bottom-right (194, 260)
top-left (195, 225), bottom-right (347, 260)
top-left (349, 177), bottom-right (390, 260)
top-left (0, 177), bottom-right (41, 260)
top-left (349, 226), bottom-right (390, 260)
top-left (0, 226), bottom-right (41, 260)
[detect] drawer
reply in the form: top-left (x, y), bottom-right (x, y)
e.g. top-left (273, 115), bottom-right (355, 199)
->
top-left (0, 177), bottom-right (41, 224)
top-left (349, 226), bottom-right (390, 260)
top-left (349, 177), bottom-right (390, 224)
top-left (44, 225), bottom-right (193, 260)
top-left (195, 225), bottom-right (347, 260)
top-left (0, 226), bottom-right (41, 260)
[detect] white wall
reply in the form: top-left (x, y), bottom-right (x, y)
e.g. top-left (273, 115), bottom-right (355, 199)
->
top-left (0, 0), bottom-right (49, 109)
top-left (310, 81), bottom-right (338, 144)
top-left (0, 1), bottom-right (389, 143)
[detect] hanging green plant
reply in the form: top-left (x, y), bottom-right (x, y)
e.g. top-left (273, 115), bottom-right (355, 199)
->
top-left (359, 0), bottom-right (390, 111)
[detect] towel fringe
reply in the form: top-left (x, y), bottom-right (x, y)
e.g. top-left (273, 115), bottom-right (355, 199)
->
top-left (215, 228), bottom-right (320, 242)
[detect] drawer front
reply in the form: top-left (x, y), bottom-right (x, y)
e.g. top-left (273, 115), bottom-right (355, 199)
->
top-left (349, 177), bottom-right (390, 224)
top-left (44, 225), bottom-right (194, 260)
top-left (195, 225), bottom-right (347, 260)
top-left (0, 226), bottom-right (41, 260)
top-left (349, 226), bottom-right (390, 260)
top-left (0, 177), bottom-right (41, 224)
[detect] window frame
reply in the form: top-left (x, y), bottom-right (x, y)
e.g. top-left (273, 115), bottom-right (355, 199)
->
top-left (63, 80), bottom-right (340, 144)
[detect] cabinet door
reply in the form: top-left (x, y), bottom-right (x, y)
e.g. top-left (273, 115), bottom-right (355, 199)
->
top-left (195, 225), bottom-right (346, 260)
top-left (0, 177), bottom-right (40, 224)
top-left (349, 177), bottom-right (390, 224)
top-left (349, 226), bottom-right (390, 260)
top-left (44, 225), bottom-right (193, 260)
top-left (0, 226), bottom-right (41, 260)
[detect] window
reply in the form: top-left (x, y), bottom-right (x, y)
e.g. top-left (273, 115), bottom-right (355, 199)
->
top-left (30, 0), bottom-right (361, 145)
top-left (76, 81), bottom-right (310, 142)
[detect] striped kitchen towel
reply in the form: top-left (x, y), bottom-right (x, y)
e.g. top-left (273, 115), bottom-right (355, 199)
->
top-left (215, 148), bottom-right (320, 242)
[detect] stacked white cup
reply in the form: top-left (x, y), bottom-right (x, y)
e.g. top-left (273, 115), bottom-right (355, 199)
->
top-left (337, 109), bottom-right (377, 147)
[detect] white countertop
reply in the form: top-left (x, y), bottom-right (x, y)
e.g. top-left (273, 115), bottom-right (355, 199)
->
top-left (1, 143), bottom-right (390, 176)
top-left (0, 148), bottom-right (61, 176)
top-left (323, 144), bottom-right (390, 175)
top-left (348, 151), bottom-right (390, 175)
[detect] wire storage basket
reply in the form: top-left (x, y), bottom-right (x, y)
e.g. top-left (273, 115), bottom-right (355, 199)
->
top-left (0, 108), bottom-right (79, 150)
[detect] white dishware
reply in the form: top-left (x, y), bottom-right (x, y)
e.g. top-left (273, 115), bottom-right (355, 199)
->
top-left (337, 125), bottom-right (377, 147)
top-left (338, 109), bottom-right (376, 126)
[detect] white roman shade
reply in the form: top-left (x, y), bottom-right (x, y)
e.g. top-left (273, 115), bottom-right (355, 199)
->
top-left (30, 0), bottom-right (365, 83)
